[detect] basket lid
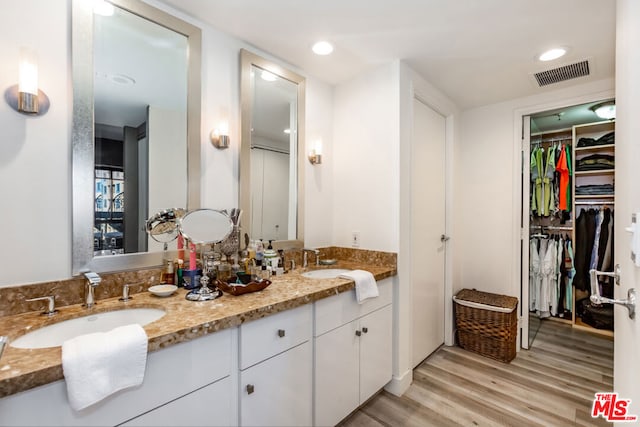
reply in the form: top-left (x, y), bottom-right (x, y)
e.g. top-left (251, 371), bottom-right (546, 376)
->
top-left (455, 289), bottom-right (518, 310)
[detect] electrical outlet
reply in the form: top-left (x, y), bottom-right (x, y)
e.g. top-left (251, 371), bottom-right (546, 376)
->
top-left (352, 231), bottom-right (360, 248)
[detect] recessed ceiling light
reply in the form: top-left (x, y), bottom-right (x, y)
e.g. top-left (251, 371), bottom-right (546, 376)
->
top-left (108, 74), bottom-right (136, 85)
top-left (93, 0), bottom-right (114, 16)
top-left (261, 70), bottom-right (277, 82)
top-left (538, 48), bottom-right (567, 62)
top-left (312, 41), bottom-right (334, 56)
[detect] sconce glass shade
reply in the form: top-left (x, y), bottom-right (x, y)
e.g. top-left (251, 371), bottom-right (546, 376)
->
top-left (4, 47), bottom-right (49, 116)
top-left (590, 101), bottom-right (616, 120)
top-left (210, 129), bottom-right (230, 149)
top-left (308, 140), bottom-right (322, 165)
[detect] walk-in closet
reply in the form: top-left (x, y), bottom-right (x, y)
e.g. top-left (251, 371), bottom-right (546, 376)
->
top-left (524, 100), bottom-right (616, 348)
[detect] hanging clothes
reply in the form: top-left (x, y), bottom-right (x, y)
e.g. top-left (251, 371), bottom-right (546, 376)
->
top-left (565, 144), bottom-right (572, 212)
top-left (529, 238), bottom-right (540, 312)
top-left (564, 238), bottom-right (575, 312)
top-left (555, 145), bottom-right (570, 211)
top-left (530, 147), bottom-right (544, 216)
top-left (542, 145), bottom-right (556, 216)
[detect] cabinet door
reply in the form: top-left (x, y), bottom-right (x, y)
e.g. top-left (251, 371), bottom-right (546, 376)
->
top-left (121, 377), bottom-right (232, 427)
top-left (314, 321), bottom-right (360, 427)
top-left (359, 305), bottom-right (393, 404)
top-left (240, 341), bottom-right (312, 427)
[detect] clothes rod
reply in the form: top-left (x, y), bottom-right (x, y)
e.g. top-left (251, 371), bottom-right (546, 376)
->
top-left (531, 136), bottom-right (572, 145)
top-left (530, 225), bottom-right (573, 231)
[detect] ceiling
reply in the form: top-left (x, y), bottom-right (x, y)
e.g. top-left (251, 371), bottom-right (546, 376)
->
top-left (530, 99), bottom-right (615, 134)
top-left (161, 0), bottom-right (616, 109)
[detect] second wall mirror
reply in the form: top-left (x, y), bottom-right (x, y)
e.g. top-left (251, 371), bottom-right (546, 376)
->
top-left (240, 49), bottom-right (305, 247)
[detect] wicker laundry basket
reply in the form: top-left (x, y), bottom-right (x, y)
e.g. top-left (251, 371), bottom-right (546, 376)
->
top-left (453, 289), bottom-right (519, 363)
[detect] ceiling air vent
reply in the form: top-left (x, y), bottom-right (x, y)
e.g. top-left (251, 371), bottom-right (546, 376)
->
top-left (533, 60), bottom-right (590, 87)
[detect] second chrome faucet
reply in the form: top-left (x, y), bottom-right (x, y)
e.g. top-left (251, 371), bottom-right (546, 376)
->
top-left (83, 271), bottom-right (102, 308)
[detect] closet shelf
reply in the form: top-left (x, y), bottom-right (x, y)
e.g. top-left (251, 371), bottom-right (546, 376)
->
top-left (574, 169), bottom-right (614, 176)
top-left (574, 144), bottom-right (615, 152)
top-left (574, 194), bottom-right (614, 199)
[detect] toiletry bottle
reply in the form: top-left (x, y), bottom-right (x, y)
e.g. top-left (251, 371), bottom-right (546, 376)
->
top-left (267, 240), bottom-right (273, 250)
top-left (176, 259), bottom-right (184, 287)
top-left (248, 240), bottom-right (256, 260)
top-left (162, 260), bottom-right (175, 284)
top-left (255, 239), bottom-right (264, 263)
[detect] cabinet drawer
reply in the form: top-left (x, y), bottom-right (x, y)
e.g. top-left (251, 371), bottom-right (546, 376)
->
top-left (240, 304), bottom-right (312, 369)
top-left (121, 376), bottom-right (232, 427)
top-left (315, 277), bottom-right (393, 337)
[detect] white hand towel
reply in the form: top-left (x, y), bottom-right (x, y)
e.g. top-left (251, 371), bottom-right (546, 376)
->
top-left (62, 323), bottom-right (148, 411)
top-left (339, 270), bottom-right (379, 304)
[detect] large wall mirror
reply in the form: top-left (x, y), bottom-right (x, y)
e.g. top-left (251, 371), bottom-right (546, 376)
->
top-left (240, 50), bottom-right (305, 247)
top-left (72, 0), bottom-right (201, 274)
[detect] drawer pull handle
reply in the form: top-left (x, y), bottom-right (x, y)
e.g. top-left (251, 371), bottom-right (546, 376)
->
top-left (246, 384), bottom-right (255, 394)
top-left (362, 327), bottom-right (368, 334)
top-left (355, 330), bottom-right (362, 337)
top-left (278, 329), bottom-right (286, 338)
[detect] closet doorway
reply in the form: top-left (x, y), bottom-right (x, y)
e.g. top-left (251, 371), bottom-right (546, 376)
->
top-left (521, 100), bottom-right (616, 349)
top-left (411, 98), bottom-right (446, 368)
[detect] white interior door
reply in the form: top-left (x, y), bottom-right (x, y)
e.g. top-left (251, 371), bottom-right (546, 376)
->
top-left (613, 0), bottom-right (640, 417)
top-left (411, 98), bottom-right (446, 368)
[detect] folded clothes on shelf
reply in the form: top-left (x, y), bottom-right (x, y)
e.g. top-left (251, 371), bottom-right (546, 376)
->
top-left (577, 131), bottom-right (615, 148)
top-left (576, 154), bottom-right (614, 171)
top-left (575, 184), bottom-right (615, 196)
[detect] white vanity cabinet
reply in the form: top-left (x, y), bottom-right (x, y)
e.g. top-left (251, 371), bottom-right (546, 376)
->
top-left (314, 278), bottom-right (393, 427)
top-left (0, 328), bottom-right (234, 427)
top-left (238, 304), bottom-right (313, 427)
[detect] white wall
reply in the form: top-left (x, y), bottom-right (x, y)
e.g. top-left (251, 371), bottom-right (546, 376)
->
top-left (0, 0), bottom-right (334, 287)
top-left (332, 63), bottom-right (399, 252)
top-left (456, 78), bottom-right (615, 298)
top-left (0, 0), bottom-right (71, 286)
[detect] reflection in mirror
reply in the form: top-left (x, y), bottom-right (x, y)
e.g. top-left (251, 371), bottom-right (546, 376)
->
top-left (178, 209), bottom-right (233, 244)
top-left (72, 0), bottom-right (201, 274)
top-left (93, 5), bottom-right (188, 256)
top-left (240, 50), bottom-right (305, 247)
top-left (145, 208), bottom-right (186, 244)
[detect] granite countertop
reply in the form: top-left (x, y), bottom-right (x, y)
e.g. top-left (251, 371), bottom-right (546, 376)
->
top-left (0, 261), bottom-right (395, 398)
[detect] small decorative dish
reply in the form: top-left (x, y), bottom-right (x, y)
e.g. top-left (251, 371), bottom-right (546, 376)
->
top-left (148, 284), bottom-right (178, 297)
top-left (319, 259), bottom-right (337, 265)
top-left (215, 279), bottom-right (272, 296)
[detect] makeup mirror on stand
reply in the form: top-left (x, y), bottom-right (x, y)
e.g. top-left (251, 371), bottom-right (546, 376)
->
top-left (178, 209), bottom-right (233, 301)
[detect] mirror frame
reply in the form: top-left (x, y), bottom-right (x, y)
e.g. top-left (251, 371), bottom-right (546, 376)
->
top-left (72, 0), bottom-right (202, 274)
top-left (239, 49), bottom-right (305, 248)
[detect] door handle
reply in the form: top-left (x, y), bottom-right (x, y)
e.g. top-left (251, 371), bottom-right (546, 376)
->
top-left (440, 234), bottom-right (450, 243)
top-left (589, 266), bottom-right (636, 319)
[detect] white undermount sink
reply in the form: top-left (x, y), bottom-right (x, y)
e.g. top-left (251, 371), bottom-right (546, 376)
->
top-left (301, 268), bottom-right (352, 279)
top-left (10, 308), bottom-right (166, 349)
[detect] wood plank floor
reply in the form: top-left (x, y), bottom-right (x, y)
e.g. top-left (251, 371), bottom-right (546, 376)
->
top-left (339, 320), bottom-right (613, 427)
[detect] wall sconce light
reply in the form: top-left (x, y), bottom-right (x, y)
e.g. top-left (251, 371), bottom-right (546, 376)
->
top-left (210, 122), bottom-right (230, 149)
top-left (308, 140), bottom-right (323, 165)
top-left (590, 101), bottom-right (616, 120)
top-left (5, 47), bottom-right (50, 116)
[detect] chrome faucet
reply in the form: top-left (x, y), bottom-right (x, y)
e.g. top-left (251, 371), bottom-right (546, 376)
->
top-left (302, 248), bottom-right (320, 268)
top-left (83, 271), bottom-right (101, 308)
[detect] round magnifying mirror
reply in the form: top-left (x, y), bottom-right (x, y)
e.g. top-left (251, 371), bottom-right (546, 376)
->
top-left (145, 208), bottom-right (186, 243)
top-left (178, 209), bottom-right (233, 244)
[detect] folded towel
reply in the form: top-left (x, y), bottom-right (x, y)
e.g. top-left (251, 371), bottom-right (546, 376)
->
top-left (62, 324), bottom-right (148, 411)
top-left (339, 270), bottom-right (379, 304)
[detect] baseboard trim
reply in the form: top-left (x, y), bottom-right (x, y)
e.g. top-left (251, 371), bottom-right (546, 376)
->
top-left (384, 369), bottom-right (412, 396)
